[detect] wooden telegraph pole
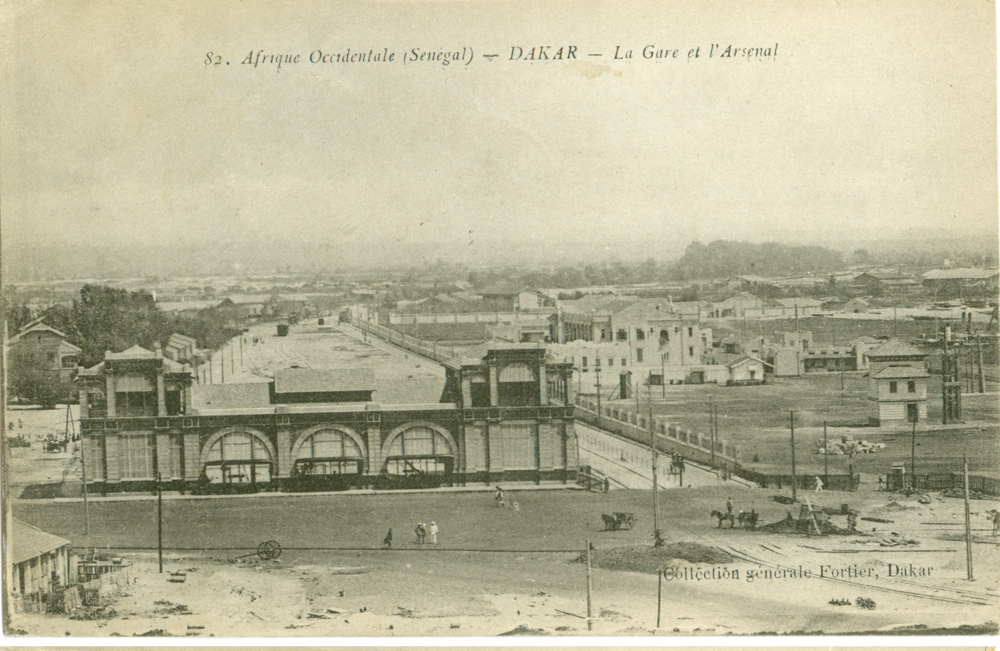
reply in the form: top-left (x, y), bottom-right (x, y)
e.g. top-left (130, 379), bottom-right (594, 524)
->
top-left (594, 356), bottom-right (602, 429)
top-left (708, 398), bottom-right (716, 469)
top-left (656, 569), bottom-right (662, 628)
top-left (80, 428), bottom-right (90, 536)
top-left (976, 333), bottom-right (985, 393)
top-left (789, 410), bottom-right (797, 502)
top-left (963, 455), bottom-right (974, 581)
top-left (157, 472), bottom-right (164, 573)
top-left (585, 539), bottom-right (593, 630)
top-left (823, 420), bottom-right (828, 480)
top-left (649, 383), bottom-right (660, 545)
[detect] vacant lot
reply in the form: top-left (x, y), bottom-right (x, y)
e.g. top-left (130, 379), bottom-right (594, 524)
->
top-left (11, 485), bottom-right (999, 637)
top-left (603, 373), bottom-right (999, 477)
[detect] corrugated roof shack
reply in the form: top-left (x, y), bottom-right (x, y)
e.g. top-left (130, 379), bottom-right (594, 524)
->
top-left (9, 519), bottom-right (71, 611)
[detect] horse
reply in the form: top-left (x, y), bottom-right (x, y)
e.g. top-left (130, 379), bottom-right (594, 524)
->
top-left (737, 510), bottom-right (759, 530)
top-left (711, 509), bottom-right (736, 529)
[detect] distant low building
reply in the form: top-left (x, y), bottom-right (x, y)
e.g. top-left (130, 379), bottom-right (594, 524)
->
top-left (802, 344), bottom-right (856, 372)
top-left (841, 297), bottom-right (870, 314)
top-left (851, 271), bottom-right (922, 295)
top-left (478, 286), bottom-right (550, 311)
top-left (707, 292), bottom-right (764, 319)
top-left (726, 355), bottom-right (770, 384)
top-left (164, 333), bottom-right (198, 363)
top-left (486, 317), bottom-right (554, 343)
top-left (923, 268), bottom-right (1000, 296)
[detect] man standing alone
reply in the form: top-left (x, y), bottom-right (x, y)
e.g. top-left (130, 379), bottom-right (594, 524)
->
top-left (428, 521), bottom-right (439, 544)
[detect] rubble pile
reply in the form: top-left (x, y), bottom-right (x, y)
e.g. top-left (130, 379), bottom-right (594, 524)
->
top-left (759, 511), bottom-right (854, 536)
top-left (878, 532), bottom-right (920, 547)
top-left (817, 435), bottom-right (886, 456)
top-left (940, 487), bottom-right (991, 500)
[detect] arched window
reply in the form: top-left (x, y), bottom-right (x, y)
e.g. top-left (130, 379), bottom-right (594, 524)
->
top-left (385, 425), bottom-right (454, 475)
top-left (294, 428), bottom-right (364, 475)
top-left (204, 432), bottom-right (272, 484)
top-left (660, 329), bottom-right (669, 344)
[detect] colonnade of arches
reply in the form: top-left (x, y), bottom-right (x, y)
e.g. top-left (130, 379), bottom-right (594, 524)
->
top-left (199, 423), bottom-right (457, 486)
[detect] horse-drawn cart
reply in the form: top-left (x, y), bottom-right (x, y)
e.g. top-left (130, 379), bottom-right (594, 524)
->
top-left (602, 512), bottom-right (637, 531)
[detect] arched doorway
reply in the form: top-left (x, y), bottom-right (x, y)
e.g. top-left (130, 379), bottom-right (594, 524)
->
top-left (202, 430), bottom-right (274, 487)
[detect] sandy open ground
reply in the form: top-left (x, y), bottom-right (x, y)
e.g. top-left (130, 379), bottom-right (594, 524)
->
top-left (10, 483), bottom-right (999, 637)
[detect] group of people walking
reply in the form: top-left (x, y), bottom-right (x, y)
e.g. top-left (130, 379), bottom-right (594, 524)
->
top-left (383, 521), bottom-right (440, 549)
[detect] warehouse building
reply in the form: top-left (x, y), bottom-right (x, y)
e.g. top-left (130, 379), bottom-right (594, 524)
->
top-left (75, 342), bottom-right (577, 493)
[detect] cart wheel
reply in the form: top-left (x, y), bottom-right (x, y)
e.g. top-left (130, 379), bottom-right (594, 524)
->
top-left (257, 540), bottom-right (281, 560)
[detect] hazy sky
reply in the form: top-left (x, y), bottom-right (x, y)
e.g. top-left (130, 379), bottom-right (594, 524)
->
top-left (2, 0), bottom-right (996, 269)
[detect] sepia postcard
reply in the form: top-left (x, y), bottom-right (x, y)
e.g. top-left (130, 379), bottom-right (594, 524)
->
top-left (1, 0), bottom-right (998, 641)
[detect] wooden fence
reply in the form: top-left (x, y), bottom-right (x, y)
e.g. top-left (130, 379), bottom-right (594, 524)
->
top-left (574, 396), bottom-right (738, 468)
top-left (886, 472), bottom-right (999, 495)
top-left (352, 318), bottom-right (460, 364)
top-left (575, 396), bottom-right (859, 491)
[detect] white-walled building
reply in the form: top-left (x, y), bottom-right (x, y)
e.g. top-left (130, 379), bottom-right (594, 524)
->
top-left (866, 339), bottom-right (930, 426)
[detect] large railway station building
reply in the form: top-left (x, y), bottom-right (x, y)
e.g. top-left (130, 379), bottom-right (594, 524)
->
top-left (75, 343), bottom-right (578, 493)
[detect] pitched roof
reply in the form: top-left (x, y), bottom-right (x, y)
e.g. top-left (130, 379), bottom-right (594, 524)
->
top-left (726, 354), bottom-right (773, 368)
top-left (15, 323), bottom-right (69, 339)
top-left (105, 345), bottom-right (156, 360)
top-left (867, 338), bottom-right (926, 358)
top-left (273, 368), bottom-right (375, 394)
top-left (167, 333), bottom-right (198, 348)
top-left (775, 298), bottom-right (824, 308)
top-left (11, 519), bottom-right (70, 565)
top-left (923, 268), bottom-right (999, 280)
top-left (56, 339), bottom-right (82, 355)
top-left (190, 383), bottom-right (272, 411)
top-left (559, 295), bottom-right (640, 317)
top-left (874, 365), bottom-right (930, 379)
top-left (611, 300), bottom-right (684, 323)
top-left (477, 286), bottom-right (521, 297)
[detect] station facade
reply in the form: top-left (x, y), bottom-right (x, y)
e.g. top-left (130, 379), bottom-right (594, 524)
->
top-left (75, 343), bottom-right (578, 493)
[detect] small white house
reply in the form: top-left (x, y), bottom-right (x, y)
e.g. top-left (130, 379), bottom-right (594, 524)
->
top-left (726, 355), bottom-right (771, 384)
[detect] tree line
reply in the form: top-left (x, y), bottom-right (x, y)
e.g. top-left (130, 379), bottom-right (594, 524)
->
top-left (6, 285), bottom-right (241, 406)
